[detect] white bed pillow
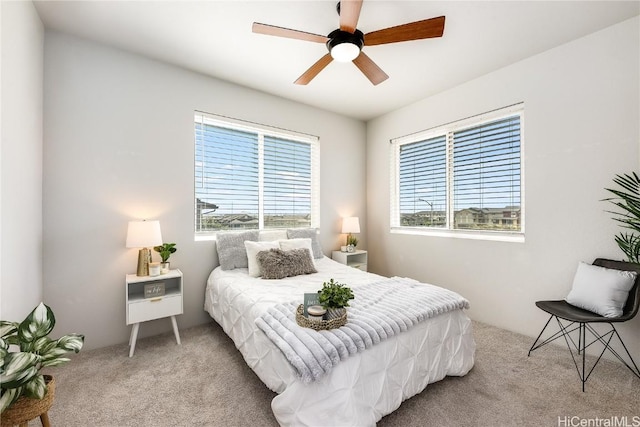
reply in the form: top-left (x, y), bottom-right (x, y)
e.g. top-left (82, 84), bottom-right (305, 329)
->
top-left (279, 238), bottom-right (315, 265)
top-left (245, 240), bottom-right (279, 277)
top-left (565, 262), bottom-right (637, 318)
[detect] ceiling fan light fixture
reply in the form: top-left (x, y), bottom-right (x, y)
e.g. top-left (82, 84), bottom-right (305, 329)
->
top-left (253, 2), bottom-right (446, 86)
top-left (326, 29), bottom-right (364, 62)
top-left (331, 42), bottom-right (360, 62)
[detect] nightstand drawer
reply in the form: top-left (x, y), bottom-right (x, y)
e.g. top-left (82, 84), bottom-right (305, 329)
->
top-left (127, 294), bottom-right (182, 324)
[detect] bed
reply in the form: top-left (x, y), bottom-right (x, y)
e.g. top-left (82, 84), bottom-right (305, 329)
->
top-left (204, 231), bottom-right (475, 426)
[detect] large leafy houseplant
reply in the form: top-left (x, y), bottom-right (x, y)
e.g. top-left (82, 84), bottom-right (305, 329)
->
top-left (604, 172), bottom-right (640, 263)
top-left (0, 302), bottom-right (84, 413)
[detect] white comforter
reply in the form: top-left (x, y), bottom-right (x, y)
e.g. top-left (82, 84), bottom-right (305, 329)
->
top-left (204, 257), bottom-right (475, 426)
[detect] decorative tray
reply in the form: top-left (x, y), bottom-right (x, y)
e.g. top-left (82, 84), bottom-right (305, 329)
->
top-left (295, 304), bottom-right (347, 330)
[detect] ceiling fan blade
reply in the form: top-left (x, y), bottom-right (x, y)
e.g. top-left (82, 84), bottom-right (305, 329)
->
top-left (364, 16), bottom-right (445, 46)
top-left (339, 0), bottom-right (363, 34)
top-left (252, 22), bottom-right (328, 43)
top-left (352, 52), bottom-right (388, 85)
top-left (294, 54), bottom-right (334, 85)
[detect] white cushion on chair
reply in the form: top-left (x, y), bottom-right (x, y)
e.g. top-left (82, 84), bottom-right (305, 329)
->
top-left (566, 262), bottom-right (637, 318)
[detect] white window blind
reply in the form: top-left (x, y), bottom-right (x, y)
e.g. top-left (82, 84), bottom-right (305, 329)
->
top-left (194, 112), bottom-right (319, 235)
top-left (263, 136), bottom-right (312, 228)
top-left (391, 104), bottom-right (524, 239)
top-left (451, 116), bottom-right (521, 231)
top-left (398, 135), bottom-right (447, 227)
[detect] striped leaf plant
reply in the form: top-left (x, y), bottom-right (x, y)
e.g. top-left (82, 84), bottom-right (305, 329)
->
top-left (0, 302), bottom-right (84, 413)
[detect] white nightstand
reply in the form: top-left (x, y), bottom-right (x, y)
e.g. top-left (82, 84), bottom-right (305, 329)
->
top-left (125, 269), bottom-right (183, 357)
top-left (332, 250), bottom-right (368, 271)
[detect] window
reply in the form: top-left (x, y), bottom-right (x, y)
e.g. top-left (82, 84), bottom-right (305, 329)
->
top-left (194, 112), bottom-right (319, 236)
top-left (390, 104), bottom-right (524, 240)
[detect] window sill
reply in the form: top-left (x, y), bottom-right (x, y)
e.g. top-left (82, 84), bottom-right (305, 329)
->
top-left (390, 227), bottom-right (525, 243)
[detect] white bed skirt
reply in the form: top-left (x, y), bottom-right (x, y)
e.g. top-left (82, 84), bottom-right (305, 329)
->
top-left (204, 259), bottom-right (475, 426)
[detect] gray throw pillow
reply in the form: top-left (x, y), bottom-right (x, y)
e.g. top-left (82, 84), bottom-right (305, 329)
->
top-left (216, 230), bottom-right (259, 270)
top-left (286, 228), bottom-right (323, 259)
top-left (256, 248), bottom-right (318, 280)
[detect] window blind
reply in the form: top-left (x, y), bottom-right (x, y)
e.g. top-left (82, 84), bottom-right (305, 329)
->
top-left (390, 104), bottom-right (524, 238)
top-left (451, 115), bottom-right (521, 231)
top-left (194, 112), bottom-right (319, 235)
top-left (195, 122), bottom-right (259, 211)
top-left (264, 136), bottom-right (312, 228)
top-left (398, 135), bottom-right (447, 227)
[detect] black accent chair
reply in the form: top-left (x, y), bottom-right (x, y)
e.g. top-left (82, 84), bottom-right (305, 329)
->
top-left (528, 258), bottom-right (640, 391)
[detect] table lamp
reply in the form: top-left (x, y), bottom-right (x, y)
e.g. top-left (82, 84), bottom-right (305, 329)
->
top-left (342, 216), bottom-right (360, 250)
top-left (126, 220), bottom-right (163, 276)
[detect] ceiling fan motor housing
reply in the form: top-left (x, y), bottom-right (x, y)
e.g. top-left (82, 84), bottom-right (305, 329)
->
top-left (326, 29), bottom-right (364, 55)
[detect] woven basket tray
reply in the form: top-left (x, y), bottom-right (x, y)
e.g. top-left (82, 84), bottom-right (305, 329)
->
top-left (296, 305), bottom-right (347, 330)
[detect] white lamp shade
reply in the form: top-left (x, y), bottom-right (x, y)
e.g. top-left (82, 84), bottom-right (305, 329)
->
top-left (342, 217), bottom-right (360, 234)
top-left (126, 220), bottom-right (163, 248)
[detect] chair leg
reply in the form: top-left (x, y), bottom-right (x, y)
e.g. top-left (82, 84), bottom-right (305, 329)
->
top-left (585, 323), bottom-right (640, 380)
top-left (554, 318), bottom-right (588, 391)
top-left (529, 315), bottom-right (581, 355)
top-left (612, 325), bottom-right (640, 378)
top-left (528, 315), bottom-right (554, 356)
top-left (534, 317), bottom-right (640, 391)
top-left (580, 323), bottom-right (586, 392)
top-left (577, 322), bottom-right (582, 355)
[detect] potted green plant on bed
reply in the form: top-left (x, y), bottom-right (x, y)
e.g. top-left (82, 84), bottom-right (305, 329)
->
top-left (318, 279), bottom-right (355, 319)
top-left (153, 242), bottom-right (177, 274)
top-left (0, 302), bottom-right (84, 425)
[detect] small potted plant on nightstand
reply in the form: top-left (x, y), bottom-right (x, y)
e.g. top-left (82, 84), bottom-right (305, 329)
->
top-left (318, 279), bottom-right (355, 319)
top-left (346, 235), bottom-right (358, 253)
top-left (1, 302), bottom-right (84, 426)
top-left (154, 243), bottom-right (177, 274)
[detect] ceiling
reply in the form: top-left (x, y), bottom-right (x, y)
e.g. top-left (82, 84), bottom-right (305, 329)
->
top-left (33, 1), bottom-right (639, 121)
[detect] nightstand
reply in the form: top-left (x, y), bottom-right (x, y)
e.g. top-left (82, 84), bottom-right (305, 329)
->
top-left (125, 269), bottom-right (183, 357)
top-left (332, 250), bottom-right (368, 271)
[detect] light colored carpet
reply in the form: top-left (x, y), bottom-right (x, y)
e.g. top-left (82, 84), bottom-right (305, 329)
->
top-left (40, 320), bottom-right (639, 427)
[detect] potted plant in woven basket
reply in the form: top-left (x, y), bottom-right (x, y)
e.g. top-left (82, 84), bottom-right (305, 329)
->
top-left (1, 302), bottom-right (84, 425)
top-left (318, 279), bottom-right (355, 319)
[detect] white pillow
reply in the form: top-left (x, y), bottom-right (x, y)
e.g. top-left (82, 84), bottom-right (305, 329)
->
top-left (565, 262), bottom-right (637, 318)
top-left (244, 240), bottom-right (279, 277)
top-left (279, 238), bottom-right (315, 265)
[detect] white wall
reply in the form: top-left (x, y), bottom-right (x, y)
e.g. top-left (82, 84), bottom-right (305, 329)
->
top-left (43, 32), bottom-right (366, 350)
top-left (367, 17), bottom-right (640, 358)
top-left (0, 1), bottom-right (44, 321)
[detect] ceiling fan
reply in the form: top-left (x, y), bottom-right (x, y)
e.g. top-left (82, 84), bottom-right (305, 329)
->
top-left (252, 0), bottom-right (445, 86)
